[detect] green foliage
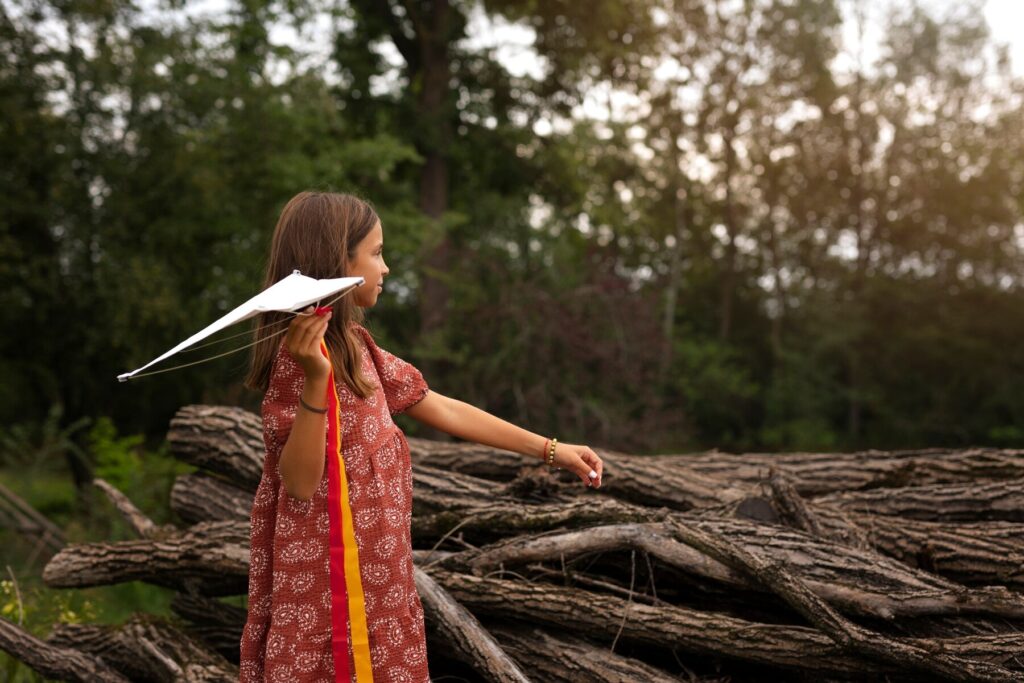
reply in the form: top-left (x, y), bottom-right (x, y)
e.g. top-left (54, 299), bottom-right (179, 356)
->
top-left (672, 335), bottom-right (762, 451)
top-left (0, 0), bottom-right (1022, 457)
top-left (86, 418), bottom-right (189, 528)
top-left (0, 405), bottom-right (90, 475)
top-left (0, 571), bottom-right (179, 682)
top-left (88, 417), bottom-right (145, 494)
top-left (0, 577), bottom-right (98, 633)
top-left (0, 410), bottom-right (188, 680)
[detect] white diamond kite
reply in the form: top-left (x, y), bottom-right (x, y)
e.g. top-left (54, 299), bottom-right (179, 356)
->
top-left (117, 270), bottom-right (363, 382)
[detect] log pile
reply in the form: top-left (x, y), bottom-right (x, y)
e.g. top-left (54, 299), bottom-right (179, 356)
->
top-left (2, 403), bottom-right (1024, 681)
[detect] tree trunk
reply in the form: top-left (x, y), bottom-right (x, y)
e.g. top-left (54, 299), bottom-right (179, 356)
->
top-left (416, 0), bottom-right (454, 358)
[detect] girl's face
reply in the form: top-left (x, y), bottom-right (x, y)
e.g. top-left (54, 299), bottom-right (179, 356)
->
top-left (347, 220), bottom-right (389, 307)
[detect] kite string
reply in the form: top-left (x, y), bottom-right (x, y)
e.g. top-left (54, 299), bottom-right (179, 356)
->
top-left (123, 289), bottom-right (352, 380)
top-left (121, 325), bottom-right (291, 379)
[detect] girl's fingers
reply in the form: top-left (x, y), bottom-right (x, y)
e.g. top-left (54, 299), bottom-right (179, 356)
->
top-left (573, 456), bottom-right (590, 486)
top-left (571, 452), bottom-right (595, 488)
top-left (302, 317), bottom-right (330, 355)
top-left (580, 448), bottom-right (603, 488)
top-left (293, 316), bottom-right (314, 352)
top-left (552, 443), bottom-right (602, 490)
top-left (289, 308), bottom-right (329, 358)
top-left (285, 307), bottom-right (314, 349)
top-left (302, 315), bottom-right (327, 347)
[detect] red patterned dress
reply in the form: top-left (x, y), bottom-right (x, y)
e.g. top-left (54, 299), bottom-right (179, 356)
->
top-left (239, 323), bottom-right (431, 682)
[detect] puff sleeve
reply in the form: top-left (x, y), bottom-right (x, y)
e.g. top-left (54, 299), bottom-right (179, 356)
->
top-left (356, 325), bottom-right (430, 416)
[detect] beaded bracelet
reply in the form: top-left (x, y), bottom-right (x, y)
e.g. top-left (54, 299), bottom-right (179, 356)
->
top-left (546, 437), bottom-right (558, 468)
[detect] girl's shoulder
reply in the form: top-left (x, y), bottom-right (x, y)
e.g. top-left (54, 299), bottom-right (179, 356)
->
top-left (349, 321), bottom-right (378, 349)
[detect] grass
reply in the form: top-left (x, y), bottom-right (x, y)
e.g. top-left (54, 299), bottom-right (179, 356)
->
top-left (0, 415), bottom-right (198, 680)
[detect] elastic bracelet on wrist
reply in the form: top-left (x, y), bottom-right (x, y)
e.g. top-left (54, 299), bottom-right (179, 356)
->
top-left (299, 395), bottom-right (328, 414)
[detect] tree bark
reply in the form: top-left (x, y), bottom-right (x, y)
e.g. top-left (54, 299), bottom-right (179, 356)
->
top-left (437, 518), bottom-right (1024, 622)
top-left (423, 568), bottom-right (1024, 677)
top-left (46, 613), bottom-right (238, 682)
top-left (170, 472), bottom-right (254, 525)
top-left (670, 447), bottom-right (1024, 496)
top-left (170, 592), bottom-right (247, 663)
top-left (410, 441), bottom-right (1024, 498)
top-left (414, 0), bottom-right (454, 348)
top-left (0, 616), bottom-right (130, 683)
top-left (818, 479), bottom-right (1024, 522)
top-left (18, 404), bottom-right (1024, 683)
top-left (489, 624), bottom-right (696, 683)
top-left (166, 405), bottom-right (264, 490)
top-left (665, 519), bottom-right (1023, 682)
top-left (414, 566), bottom-right (531, 682)
top-left (42, 520), bottom-right (248, 596)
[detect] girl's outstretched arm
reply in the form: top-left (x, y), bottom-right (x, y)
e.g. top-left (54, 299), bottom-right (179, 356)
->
top-left (405, 391), bottom-right (603, 489)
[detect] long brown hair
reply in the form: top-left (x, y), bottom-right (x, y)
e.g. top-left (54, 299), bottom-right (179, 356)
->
top-left (244, 191), bottom-right (379, 398)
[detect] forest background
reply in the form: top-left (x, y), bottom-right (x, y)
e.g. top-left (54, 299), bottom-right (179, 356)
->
top-left (1, 0), bottom-right (1022, 675)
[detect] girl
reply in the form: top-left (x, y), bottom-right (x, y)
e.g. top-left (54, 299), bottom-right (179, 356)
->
top-left (238, 191), bottom-right (604, 683)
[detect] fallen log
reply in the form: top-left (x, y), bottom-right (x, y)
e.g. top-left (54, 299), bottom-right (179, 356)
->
top-left (702, 478), bottom-right (1024, 594)
top-left (409, 439), bottom-right (1024, 497)
top-left (0, 616), bottom-right (129, 683)
top-left (850, 514), bottom-right (1024, 589)
top-left (414, 566), bottom-right (530, 682)
top-left (42, 520), bottom-right (248, 596)
top-left (93, 478), bottom-right (177, 539)
top-left (412, 464), bottom-right (543, 513)
top-left (408, 442), bottom-right (749, 510)
top-left (167, 405), bottom-right (264, 489)
top-left (412, 497), bottom-right (669, 544)
top-left (488, 624), bottom-right (697, 683)
top-left (46, 613), bottom-right (238, 682)
top-left (170, 472), bottom-right (254, 525)
top-left (671, 447), bottom-right (1024, 495)
top-left (411, 438), bottom-right (1024, 497)
top-left (170, 592), bottom-right (247, 663)
top-left (818, 479), bottom-right (1024, 522)
top-left (424, 568), bottom-right (1024, 678)
top-left (665, 519), bottom-right (1023, 682)
top-left (437, 518), bottom-right (1024, 622)
top-left (17, 404), bottom-right (1024, 683)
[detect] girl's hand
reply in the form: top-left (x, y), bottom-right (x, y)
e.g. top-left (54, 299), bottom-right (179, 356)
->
top-left (553, 443), bottom-right (604, 489)
top-left (284, 306), bottom-right (332, 380)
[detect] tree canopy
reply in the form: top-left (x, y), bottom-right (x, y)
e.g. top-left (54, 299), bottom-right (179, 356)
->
top-left (2, 0), bottom-right (1022, 454)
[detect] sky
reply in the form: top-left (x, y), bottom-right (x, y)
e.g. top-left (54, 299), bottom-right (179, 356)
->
top-left (18, 0), bottom-right (1022, 128)
top-left (185, 0), bottom-right (1021, 84)
top-left (984, 0), bottom-right (1024, 72)
top-left (119, 0), bottom-right (1024, 87)
top-left (456, 0), bottom-right (1024, 82)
